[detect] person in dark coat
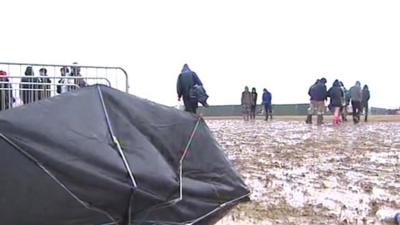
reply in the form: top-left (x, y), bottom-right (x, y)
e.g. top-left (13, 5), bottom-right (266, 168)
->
top-left (262, 88), bottom-right (272, 121)
top-left (57, 66), bottom-right (71, 94)
top-left (361, 85), bottom-right (370, 122)
top-left (0, 70), bottom-right (13, 111)
top-left (20, 66), bottom-right (36, 105)
top-left (349, 81), bottom-right (362, 124)
top-left (177, 64), bottom-right (203, 113)
top-left (241, 86), bottom-right (252, 121)
top-left (71, 62), bottom-right (87, 90)
top-left (328, 79), bottom-right (344, 125)
top-left (38, 68), bottom-right (52, 100)
top-left (306, 79), bottom-right (319, 124)
top-left (306, 78), bottom-right (327, 125)
top-left (250, 87), bottom-right (258, 120)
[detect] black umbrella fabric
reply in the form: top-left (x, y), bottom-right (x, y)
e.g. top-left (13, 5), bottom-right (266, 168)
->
top-left (0, 85), bottom-right (249, 225)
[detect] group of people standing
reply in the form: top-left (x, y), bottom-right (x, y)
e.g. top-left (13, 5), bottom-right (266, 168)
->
top-left (19, 66), bottom-right (52, 105)
top-left (241, 87), bottom-right (272, 121)
top-left (306, 77), bottom-right (370, 125)
top-left (19, 64), bottom-right (86, 105)
top-left (0, 63), bottom-right (87, 111)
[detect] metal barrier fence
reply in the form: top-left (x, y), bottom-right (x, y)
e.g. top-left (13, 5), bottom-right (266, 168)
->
top-left (0, 62), bottom-right (129, 111)
top-left (0, 62), bottom-right (129, 92)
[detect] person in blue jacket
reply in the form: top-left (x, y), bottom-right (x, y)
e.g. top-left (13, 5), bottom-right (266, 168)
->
top-left (262, 88), bottom-right (272, 121)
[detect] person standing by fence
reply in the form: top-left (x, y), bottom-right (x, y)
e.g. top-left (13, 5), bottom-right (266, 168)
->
top-left (250, 87), bottom-right (258, 120)
top-left (57, 66), bottom-right (72, 94)
top-left (0, 70), bottom-right (13, 111)
top-left (262, 88), bottom-right (272, 121)
top-left (361, 85), bottom-right (370, 122)
top-left (20, 66), bottom-right (36, 105)
top-left (38, 68), bottom-right (51, 100)
top-left (71, 62), bottom-right (87, 90)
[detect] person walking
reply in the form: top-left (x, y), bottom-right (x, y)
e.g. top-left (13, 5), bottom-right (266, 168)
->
top-left (349, 81), bottom-right (362, 124)
top-left (306, 79), bottom-right (320, 124)
top-left (241, 86), bottom-right (252, 121)
top-left (328, 80), bottom-right (344, 125)
top-left (38, 68), bottom-right (51, 100)
top-left (176, 64), bottom-right (203, 113)
top-left (306, 78), bottom-right (328, 125)
top-left (262, 88), bottom-right (272, 121)
top-left (361, 85), bottom-right (370, 122)
top-left (339, 81), bottom-right (349, 122)
top-left (250, 87), bottom-right (258, 120)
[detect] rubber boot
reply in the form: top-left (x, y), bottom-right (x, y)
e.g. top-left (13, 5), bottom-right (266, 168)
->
top-left (306, 115), bottom-right (312, 124)
top-left (353, 115), bottom-right (359, 124)
top-left (317, 115), bottom-right (323, 125)
top-left (332, 116), bottom-right (340, 125)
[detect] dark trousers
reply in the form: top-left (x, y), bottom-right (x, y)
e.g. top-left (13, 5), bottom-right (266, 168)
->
top-left (0, 90), bottom-right (12, 111)
top-left (183, 98), bottom-right (198, 114)
top-left (363, 102), bottom-right (369, 122)
top-left (250, 105), bottom-right (256, 119)
top-left (351, 100), bottom-right (362, 123)
top-left (264, 104), bottom-right (272, 120)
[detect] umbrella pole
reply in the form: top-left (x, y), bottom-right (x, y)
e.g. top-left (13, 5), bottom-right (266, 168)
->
top-left (97, 86), bottom-right (137, 188)
top-left (178, 118), bottom-right (201, 200)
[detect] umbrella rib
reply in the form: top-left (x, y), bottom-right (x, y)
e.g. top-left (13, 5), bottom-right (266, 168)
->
top-left (0, 132), bottom-right (119, 224)
top-left (185, 193), bottom-right (251, 225)
top-left (126, 118), bottom-right (202, 221)
top-left (178, 118), bottom-right (202, 201)
top-left (96, 86), bottom-right (137, 225)
top-left (96, 85), bottom-right (138, 188)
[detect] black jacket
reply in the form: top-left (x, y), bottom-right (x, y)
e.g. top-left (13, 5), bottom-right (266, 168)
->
top-left (328, 86), bottom-right (343, 107)
top-left (310, 82), bottom-right (327, 101)
top-left (362, 89), bottom-right (370, 104)
top-left (20, 76), bottom-right (37, 104)
top-left (251, 92), bottom-right (257, 106)
top-left (176, 71), bottom-right (202, 99)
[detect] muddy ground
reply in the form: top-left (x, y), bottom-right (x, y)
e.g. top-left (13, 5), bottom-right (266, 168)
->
top-left (208, 118), bottom-right (400, 225)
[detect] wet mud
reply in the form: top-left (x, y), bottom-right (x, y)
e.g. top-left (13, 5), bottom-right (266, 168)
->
top-left (208, 120), bottom-right (400, 225)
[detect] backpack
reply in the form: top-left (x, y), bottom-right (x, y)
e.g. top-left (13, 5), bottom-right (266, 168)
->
top-left (189, 84), bottom-right (209, 107)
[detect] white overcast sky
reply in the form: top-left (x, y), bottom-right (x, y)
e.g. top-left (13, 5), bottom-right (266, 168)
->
top-left (1, 0), bottom-right (399, 108)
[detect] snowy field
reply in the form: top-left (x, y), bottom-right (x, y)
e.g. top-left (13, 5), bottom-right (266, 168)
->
top-left (207, 119), bottom-right (400, 225)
